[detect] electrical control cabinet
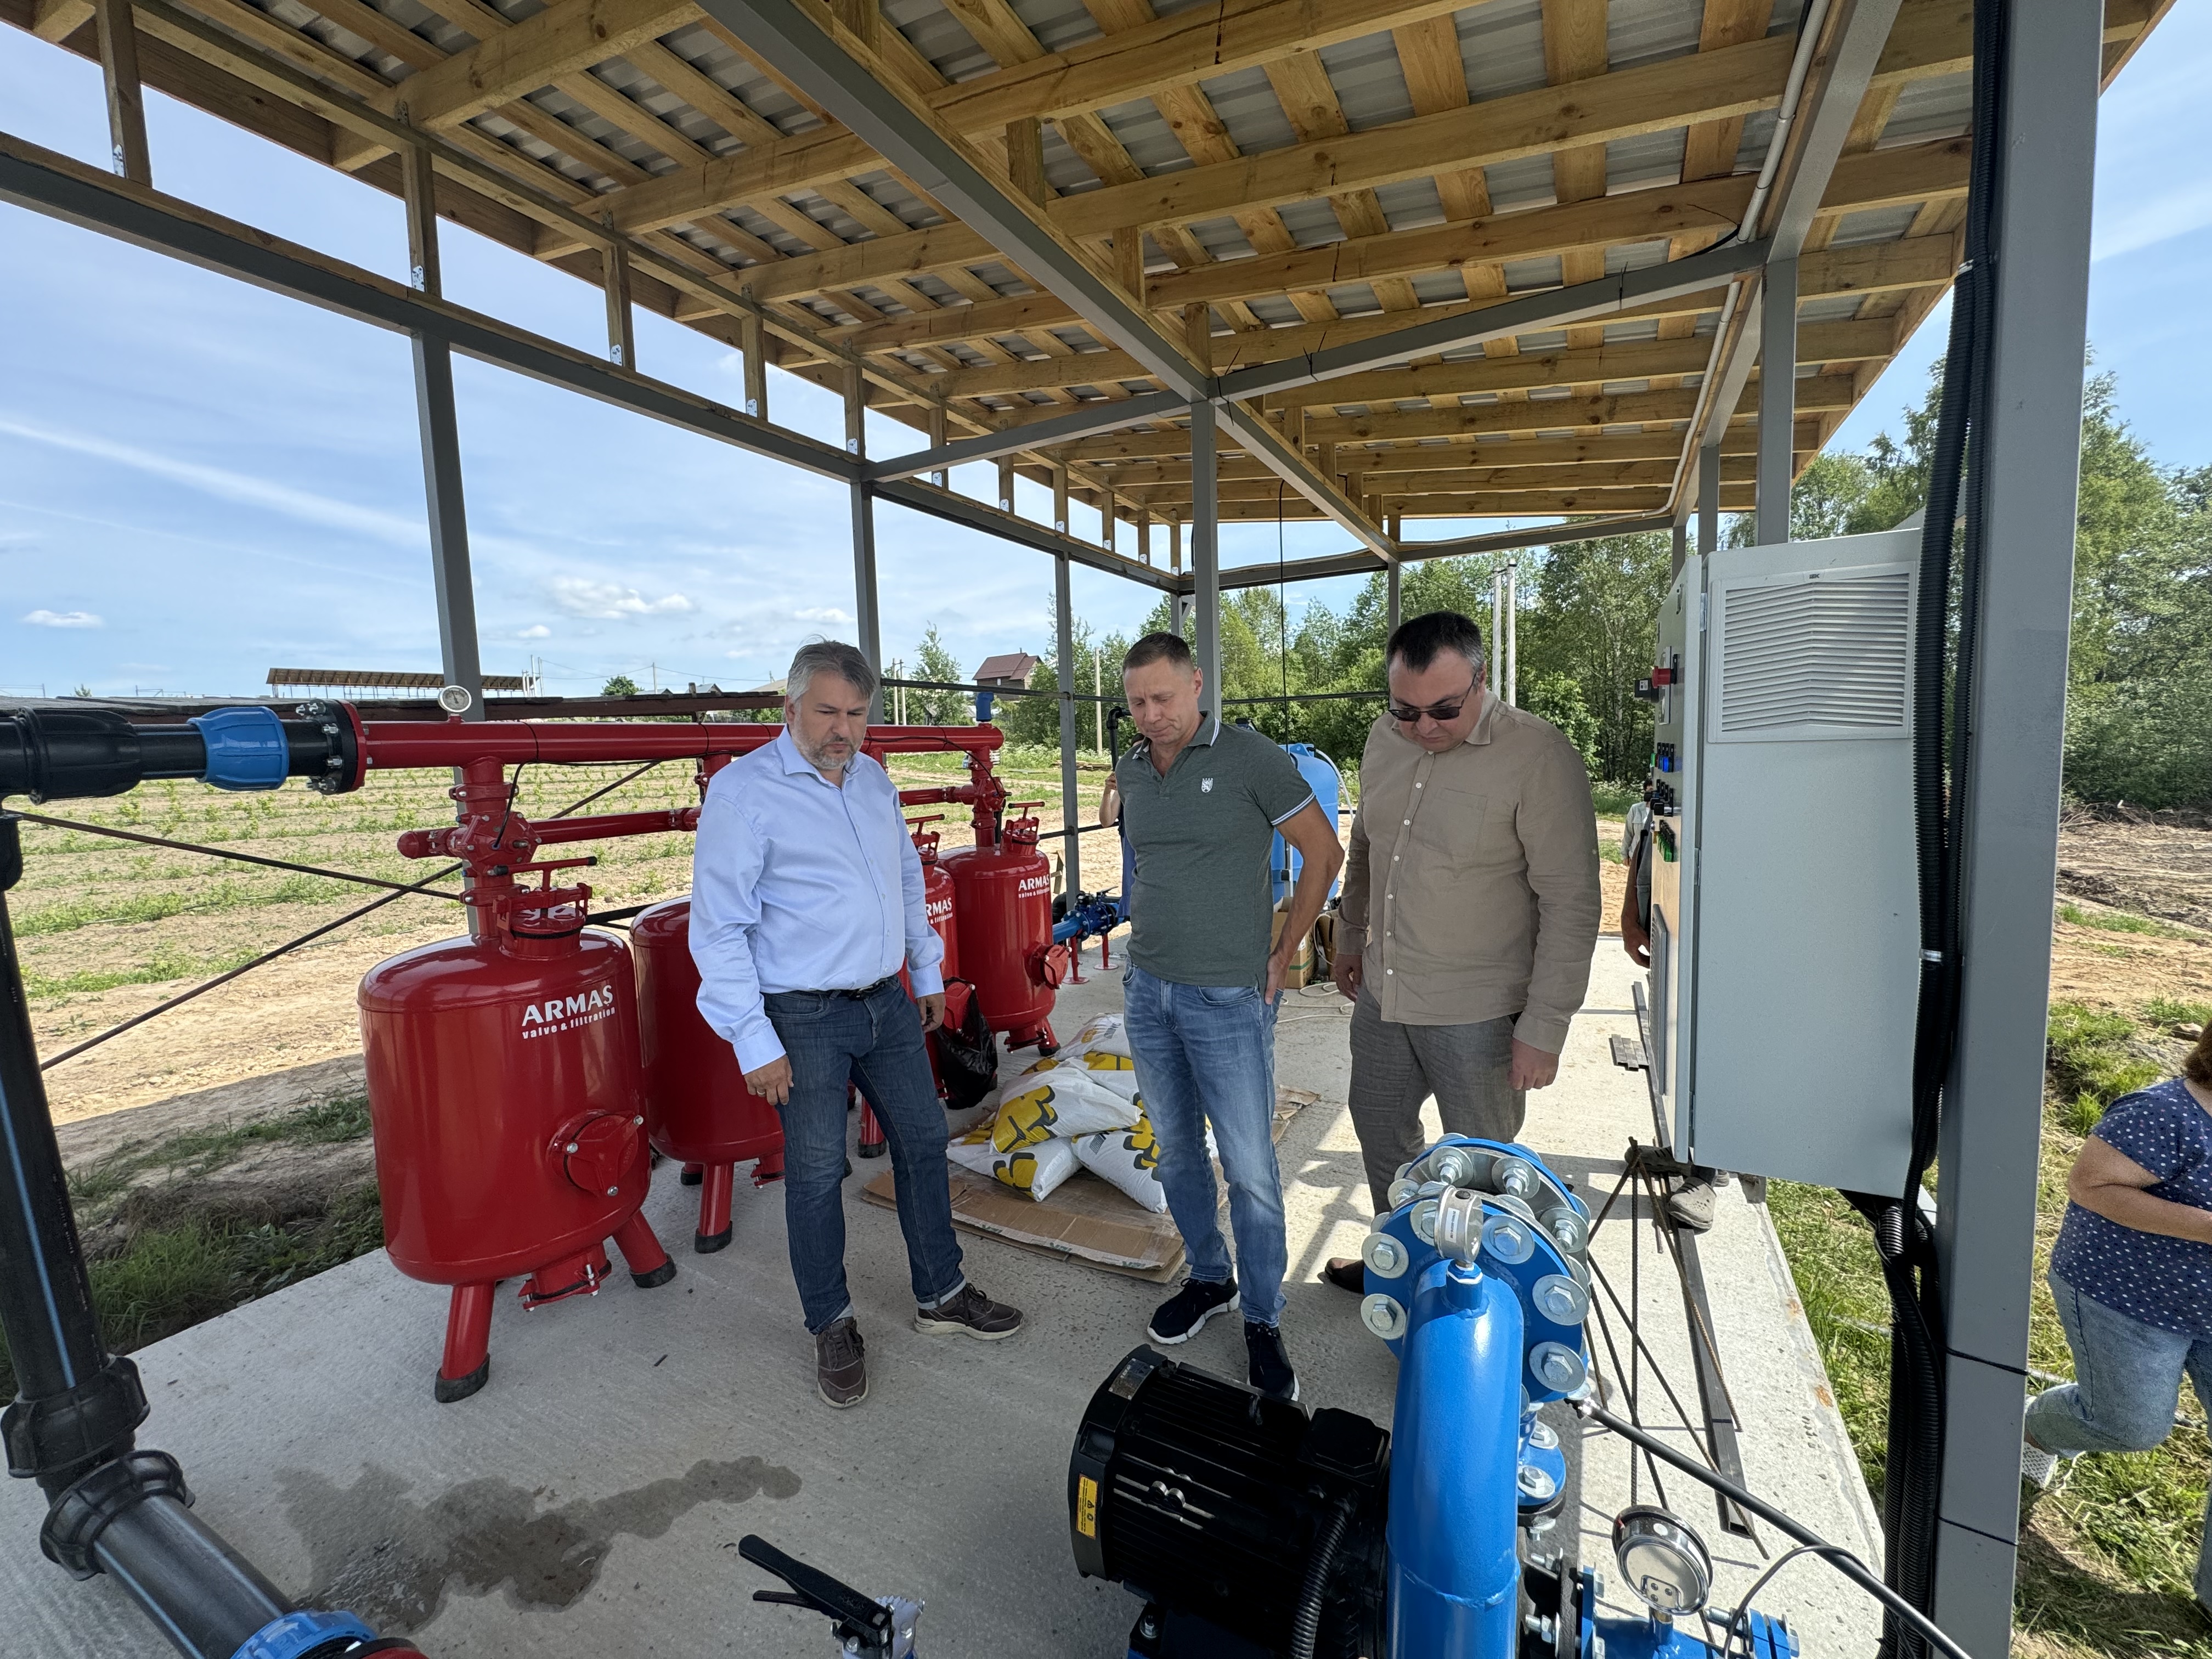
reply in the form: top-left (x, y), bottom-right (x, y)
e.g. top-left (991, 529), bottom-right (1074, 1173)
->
top-left (1643, 528), bottom-right (1920, 1196)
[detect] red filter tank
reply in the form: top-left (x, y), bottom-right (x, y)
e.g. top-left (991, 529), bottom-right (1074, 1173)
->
top-left (631, 898), bottom-right (785, 1253)
top-left (359, 927), bottom-right (675, 1403)
top-left (943, 801), bottom-right (1066, 1054)
top-left (909, 815), bottom-right (961, 983)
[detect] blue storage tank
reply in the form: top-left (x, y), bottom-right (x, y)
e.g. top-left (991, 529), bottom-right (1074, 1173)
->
top-left (1272, 741), bottom-right (1344, 903)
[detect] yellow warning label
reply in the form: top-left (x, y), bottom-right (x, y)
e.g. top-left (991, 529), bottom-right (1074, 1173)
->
top-left (1076, 1475), bottom-right (1099, 1538)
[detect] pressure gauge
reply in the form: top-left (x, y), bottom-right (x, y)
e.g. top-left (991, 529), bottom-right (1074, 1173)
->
top-left (437, 684), bottom-right (473, 714)
top-left (1612, 1506), bottom-right (1712, 1616)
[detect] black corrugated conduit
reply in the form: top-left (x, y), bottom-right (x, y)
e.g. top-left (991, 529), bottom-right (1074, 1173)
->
top-left (1852, 0), bottom-right (2011, 1652)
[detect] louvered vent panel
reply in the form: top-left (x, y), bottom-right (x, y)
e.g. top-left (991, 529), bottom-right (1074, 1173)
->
top-left (1718, 570), bottom-right (1911, 737)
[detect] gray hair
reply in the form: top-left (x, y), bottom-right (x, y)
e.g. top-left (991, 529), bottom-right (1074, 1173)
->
top-left (786, 639), bottom-right (878, 706)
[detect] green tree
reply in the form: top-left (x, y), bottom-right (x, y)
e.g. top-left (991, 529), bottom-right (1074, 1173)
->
top-left (909, 627), bottom-right (972, 725)
top-left (1515, 532), bottom-right (1673, 783)
top-left (601, 674), bottom-right (639, 697)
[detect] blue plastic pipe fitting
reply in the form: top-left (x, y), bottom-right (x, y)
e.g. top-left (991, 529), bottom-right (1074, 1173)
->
top-left (190, 707), bottom-right (290, 793)
top-left (230, 1608), bottom-right (378, 1659)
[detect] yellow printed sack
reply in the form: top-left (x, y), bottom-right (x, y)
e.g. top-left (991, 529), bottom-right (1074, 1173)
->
top-left (1073, 1107), bottom-right (1169, 1214)
top-left (946, 1114), bottom-right (1079, 1201)
top-left (984, 1074), bottom-right (1136, 1152)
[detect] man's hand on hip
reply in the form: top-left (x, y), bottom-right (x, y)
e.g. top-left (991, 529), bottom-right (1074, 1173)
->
top-left (1509, 1037), bottom-right (1560, 1091)
top-left (1264, 947), bottom-right (1291, 1005)
top-left (744, 1056), bottom-right (793, 1105)
top-left (1332, 949), bottom-right (1362, 1001)
top-left (917, 991), bottom-right (946, 1032)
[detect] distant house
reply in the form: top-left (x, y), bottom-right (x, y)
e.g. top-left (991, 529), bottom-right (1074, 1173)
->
top-left (972, 652), bottom-right (1039, 721)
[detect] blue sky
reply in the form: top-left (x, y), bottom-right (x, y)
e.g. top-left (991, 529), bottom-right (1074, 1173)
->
top-left (4, 10), bottom-right (2209, 698)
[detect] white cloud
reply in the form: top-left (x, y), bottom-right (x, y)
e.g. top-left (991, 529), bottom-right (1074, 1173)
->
top-left (548, 578), bottom-right (696, 620)
top-left (2092, 176), bottom-right (2212, 264)
top-left (518, 623), bottom-right (551, 638)
top-left (794, 606), bottom-right (854, 624)
top-left (22, 610), bottom-right (101, 628)
top-left (0, 414), bottom-right (428, 548)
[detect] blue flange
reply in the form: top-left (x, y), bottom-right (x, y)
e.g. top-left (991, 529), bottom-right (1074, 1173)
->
top-left (230, 1608), bottom-right (376, 1659)
top-left (191, 706), bottom-right (290, 793)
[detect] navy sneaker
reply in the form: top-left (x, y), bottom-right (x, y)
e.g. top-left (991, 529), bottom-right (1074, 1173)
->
top-left (1245, 1321), bottom-right (1298, 1402)
top-left (1146, 1276), bottom-right (1239, 1344)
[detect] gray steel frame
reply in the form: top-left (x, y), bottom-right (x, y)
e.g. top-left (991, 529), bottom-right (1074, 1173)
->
top-left (1932, 0), bottom-right (2102, 1646)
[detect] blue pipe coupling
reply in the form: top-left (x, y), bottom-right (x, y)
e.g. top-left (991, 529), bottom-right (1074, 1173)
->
top-left (230, 1609), bottom-right (377, 1659)
top-left (190, 707), bottom-right (290, 793)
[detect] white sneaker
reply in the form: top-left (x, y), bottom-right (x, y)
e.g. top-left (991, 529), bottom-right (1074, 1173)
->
top-left (2021, 1437), bottom-right (2061, 1490)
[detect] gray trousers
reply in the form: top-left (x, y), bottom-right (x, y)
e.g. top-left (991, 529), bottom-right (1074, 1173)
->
top-left (1347, 985), bottom-right (1523, 1215)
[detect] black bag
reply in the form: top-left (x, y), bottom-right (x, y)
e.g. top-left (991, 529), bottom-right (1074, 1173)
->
top-left (930, 979), bottom-right (999, 1112)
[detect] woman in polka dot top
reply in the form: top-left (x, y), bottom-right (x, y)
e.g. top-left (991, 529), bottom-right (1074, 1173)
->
top-left (2026, 1019), bottom-right (2212, 1610)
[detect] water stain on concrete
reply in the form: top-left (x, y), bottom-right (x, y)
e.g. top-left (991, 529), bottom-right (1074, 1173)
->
top-left (276, 1456), bottom-right (801, 1632)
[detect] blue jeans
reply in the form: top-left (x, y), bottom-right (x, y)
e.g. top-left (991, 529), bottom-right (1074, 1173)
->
top-left (1121, 965), bottom-right (1288, 1325)
top-left (2028, 1271), bottom-right (2212, 1601)
top-left (762, 981), bottom-right (965, 1334)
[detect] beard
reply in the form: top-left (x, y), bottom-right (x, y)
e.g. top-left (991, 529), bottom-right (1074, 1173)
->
top-left (793, 729), bottom-right (854, 773)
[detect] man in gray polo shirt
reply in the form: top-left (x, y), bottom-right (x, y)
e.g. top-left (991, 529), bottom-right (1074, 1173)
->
top-left (1116, 631), bottom-right (1344, 1401)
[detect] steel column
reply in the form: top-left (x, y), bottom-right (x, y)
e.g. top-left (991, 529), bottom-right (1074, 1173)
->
top-left (1757, 257), bottom-right (1798, 546)
top-left (1190, 402), bottom-right (1222, 718)
top-left (1932, 0), bottom-right (2102, 1646)
top-left (845, 368), bottom-right (882, 713)
top-left (1054, 554), bottom-right (1080, 899)
top-left (1503, 561), bottom-right (1518, 707)
top-left (1697, 442), bottom-right (1722, 556)
top-left (401, 129), bottom-right (484, 720)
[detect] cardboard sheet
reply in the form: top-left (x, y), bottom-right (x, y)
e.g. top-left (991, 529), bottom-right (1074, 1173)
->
top-left (861, 1087), bottom-right (1319, 1282)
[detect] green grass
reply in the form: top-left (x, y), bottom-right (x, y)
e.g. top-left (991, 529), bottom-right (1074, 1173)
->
top-left (1590, 781), bottom-right (1643, 816)
top-left (22, 945), bottom-right (259, 1003)
top-left (1773, 1003), bottom-right (2212, 1659)
top-left (2058, 902), bottom-right (2197, 941)
top-left (15, 873), bottom-right (346, 936)
top-left (2, 1095), bottom-right (383, 1397)
top-left (2146, 1000), bottom-right (2212, 1034)
top-left (2047, 1001), bottom-right (2169, 1133)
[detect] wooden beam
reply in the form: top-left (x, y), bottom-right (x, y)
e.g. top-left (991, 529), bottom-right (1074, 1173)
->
top-left (332, 0), bottom-right (701, 170)
top-left (912, 316), bottom-right (1892, 405)
top-left (92, 0), bottom-right (151, 184)
top-left (583, 0), bottom-right (1973, 258)
top-left (1300, 373), bottom-right (1856, 445)
top-left (31, 0), bottom-right (93, 42)
top-left (740, 135), bottom-right (1964, 336)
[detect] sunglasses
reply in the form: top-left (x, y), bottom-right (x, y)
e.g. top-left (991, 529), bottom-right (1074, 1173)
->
top-left (1387, 680), bottom-right (1478, 724)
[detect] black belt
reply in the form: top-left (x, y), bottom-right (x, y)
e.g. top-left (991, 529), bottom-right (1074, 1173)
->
top-left (819, 974), bottom-right (899, 1001)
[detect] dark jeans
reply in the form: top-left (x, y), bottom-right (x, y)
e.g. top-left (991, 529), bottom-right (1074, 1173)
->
top-left (762, 980), bottom-right (964, 1334)
top-left (1122, 965), bottom-right (1288, 1325)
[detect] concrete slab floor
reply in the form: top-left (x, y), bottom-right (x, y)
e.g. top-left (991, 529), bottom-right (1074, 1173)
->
top-left (1, 943), bottom-right (1884, 1658)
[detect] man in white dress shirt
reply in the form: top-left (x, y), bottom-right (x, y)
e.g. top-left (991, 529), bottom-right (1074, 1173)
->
top-left (691, 641), bottom-right (1022, 1408)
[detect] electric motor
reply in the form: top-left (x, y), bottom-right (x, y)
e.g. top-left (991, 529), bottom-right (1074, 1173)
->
top-left (1069, 1347), bottom-right (1389, 1659)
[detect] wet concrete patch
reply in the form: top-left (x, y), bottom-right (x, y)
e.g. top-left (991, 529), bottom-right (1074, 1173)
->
top-left (278, 1457), bottom-right (801, 1632)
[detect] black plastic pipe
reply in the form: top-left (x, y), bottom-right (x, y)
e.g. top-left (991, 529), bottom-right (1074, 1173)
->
top-left (0, 815), bottom-right (147, 1497)
top-left (85, 1491), bottom-right (290, 1657)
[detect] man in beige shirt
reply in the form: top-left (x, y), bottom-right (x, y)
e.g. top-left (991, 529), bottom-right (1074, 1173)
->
top-left (1326, 610), bottom-right (1601, 1286)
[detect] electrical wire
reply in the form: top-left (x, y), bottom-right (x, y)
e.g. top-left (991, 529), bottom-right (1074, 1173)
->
top-left (1722, 1543), bottom-right (1860, 1659)
top-left (1581, 1402), bottom-right (1974, 1659)
top-left (11, 812), bottom-right (467, 902)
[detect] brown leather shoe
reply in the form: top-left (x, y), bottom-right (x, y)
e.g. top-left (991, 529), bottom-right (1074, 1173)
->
top-left (816, 1317), bottom-right (867, 1408)
top-left (912, 1282), bottom-right (1023, 1340)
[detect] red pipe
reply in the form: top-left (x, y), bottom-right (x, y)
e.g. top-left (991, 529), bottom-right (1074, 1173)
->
top-left (354, 719), bottom-right (1002, 777)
